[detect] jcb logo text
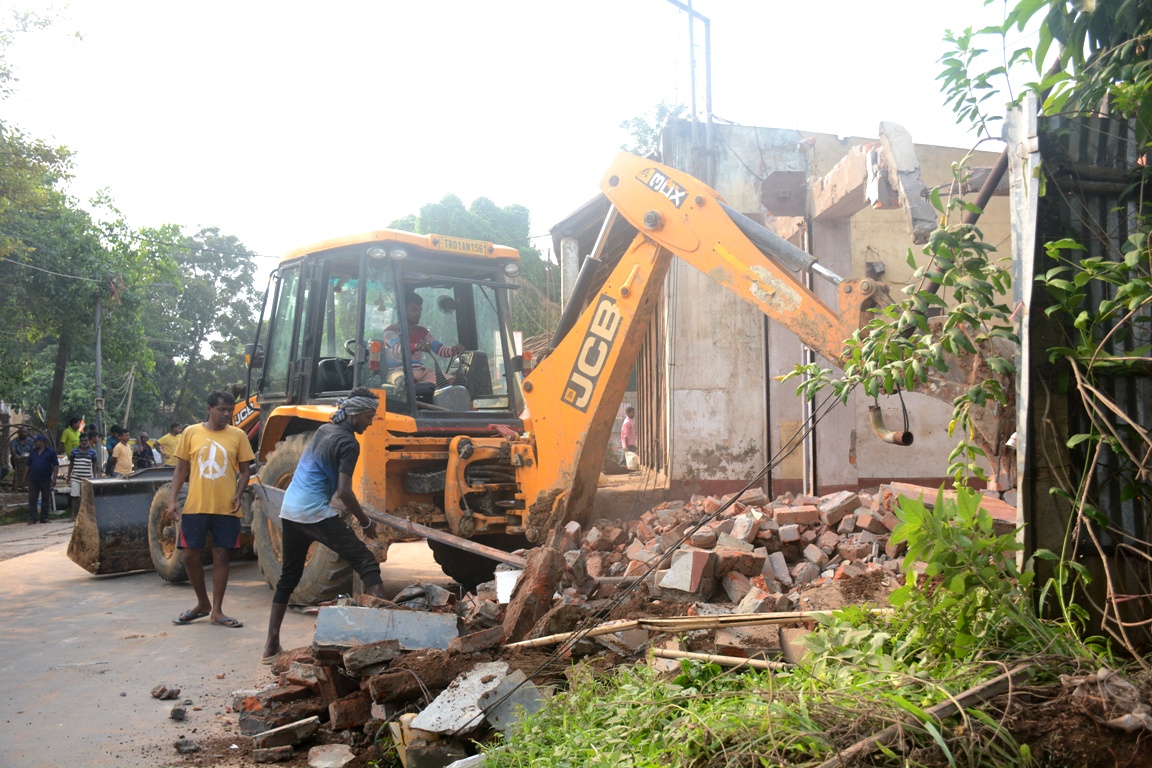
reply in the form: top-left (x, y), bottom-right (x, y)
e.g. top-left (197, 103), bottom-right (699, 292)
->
top-left (562, 294), bottom-right (622, 412)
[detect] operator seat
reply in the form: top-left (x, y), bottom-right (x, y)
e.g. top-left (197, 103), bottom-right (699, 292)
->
top-left (316, 358), bottom-right (352, 393)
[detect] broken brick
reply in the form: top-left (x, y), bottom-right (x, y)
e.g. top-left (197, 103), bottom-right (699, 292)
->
top-left (722, 571), bottom-right (752, 603)
top-left (713, 546), bottom-right (767, 578)
top-left (834, 562), bottom-right (866, 580)
top-left (251, 716), bottom-right (321, 749)
top-left (790, 561), bottom-right (821, 586)
top-left (855, 513), bottom-right (887, 535)
top-left (837, 538), bottom-right (872, 562)
top-left (818, 491), bottom-right (861, 525)
top-left (775, 505), bottom-right (820, 526)
top-left (501, 546), bottom-right (564, 644)
top-left (657, 548), bottom-right (716, 595)
top-left (689, 528), bottom-right (718, 549)
top-left (766, 551), bottom-right (793, 586)
top-left (816, 530), bottom-right (840, 553)
top-left (341, 639), bottom-right (401, 676)
top-left (558, 521), bottom-right (583, 551)
top-left (448, 626), bottom-right (505, 655)
top-left (803, 544), bottom-right (829, 568)
top-left (778, 524), bottom-right (800, 543)
top-left (328, 690), bottom-right (372, 731)
top-left (729, 513), bottom-right (759, 543)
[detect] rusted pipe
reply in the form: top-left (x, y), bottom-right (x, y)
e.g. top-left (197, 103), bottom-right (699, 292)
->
top-left (868, 405), bottom-right (914, 446)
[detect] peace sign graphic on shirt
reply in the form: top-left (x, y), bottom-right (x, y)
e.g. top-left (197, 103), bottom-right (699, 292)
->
top-left (198, 440), bottom-right (229, 480)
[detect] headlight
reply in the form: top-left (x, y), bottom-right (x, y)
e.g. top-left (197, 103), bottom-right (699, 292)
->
top-left (367, 247), bottom-right (387, 260)
top-left (389, 248), bottom-right (408, 260)
top-left (503, 262), bottom-right (520, 277)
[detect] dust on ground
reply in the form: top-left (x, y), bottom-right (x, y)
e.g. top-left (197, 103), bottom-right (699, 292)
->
top-left (797, 568), bottom-right (897, 611)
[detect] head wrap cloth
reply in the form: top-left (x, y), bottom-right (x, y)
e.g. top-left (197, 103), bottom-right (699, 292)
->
top-left (330, 394), bottom-right (379, 424)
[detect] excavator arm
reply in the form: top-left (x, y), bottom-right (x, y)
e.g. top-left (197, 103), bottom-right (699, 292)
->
top-left (516, 153), bottom-right (890, 536)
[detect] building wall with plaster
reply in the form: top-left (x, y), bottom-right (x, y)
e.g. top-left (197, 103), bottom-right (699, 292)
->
top-left (656, 119), bottom-right (1009, 494)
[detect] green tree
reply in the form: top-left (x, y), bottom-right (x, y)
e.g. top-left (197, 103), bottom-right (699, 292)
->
top-left (619, 101), bottom-right (686, 159)
top-left (389, 195), bottom-right (559, 336)
top-left (144, 227), bottom-right (260, 426)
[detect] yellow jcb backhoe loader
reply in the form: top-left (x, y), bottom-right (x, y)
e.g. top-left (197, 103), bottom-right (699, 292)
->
top-left (68, 152), bottom-right (1011, 602)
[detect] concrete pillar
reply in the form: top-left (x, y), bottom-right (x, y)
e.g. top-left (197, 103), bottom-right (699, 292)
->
top-left (559, 236), bottom-right (581, 310)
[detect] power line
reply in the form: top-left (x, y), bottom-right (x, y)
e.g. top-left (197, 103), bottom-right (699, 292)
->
top-left (0, 256), bottom-right (103, 282)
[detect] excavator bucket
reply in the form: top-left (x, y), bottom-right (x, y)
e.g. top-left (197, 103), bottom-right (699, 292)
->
top-left (67, 467), bottom-right (174, 575)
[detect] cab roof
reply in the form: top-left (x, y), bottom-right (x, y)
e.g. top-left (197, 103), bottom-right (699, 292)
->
top-left (282, 229), bottom-right (520, 264)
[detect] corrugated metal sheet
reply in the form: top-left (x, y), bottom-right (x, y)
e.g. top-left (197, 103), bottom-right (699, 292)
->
top-left (1037, 113), bottom-right (1145, 544)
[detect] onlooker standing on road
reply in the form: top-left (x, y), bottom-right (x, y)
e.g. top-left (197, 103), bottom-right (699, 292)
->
top-left (111, 429), bottom-right (134, 477)
top-left (60, 417), bottom-right (83, 457)
top-left (133, 432), bottom-right (155, 470)
top-left (261, 388), bottom-right (385, 664)
top-left (86, 428), bottom-right (107, 473)
top-left (621, 405), bottom-right (638, 454)
top-left (168, 390), bottom-right (255, 629)
top-left (9, 425), bottom-right (34, 491)
top-left (620, 405), bottom-right (639, 471)
top-left (67, 433), bottom-right (100, 518)
top-left (105, 426), bottom-right (121, 463)
top-left (155, 423), bottom-right (182, 467)
top-left (26, 434), bottom-right (59, 524)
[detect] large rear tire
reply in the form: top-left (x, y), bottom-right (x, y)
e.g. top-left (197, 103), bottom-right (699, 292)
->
top-left (253, 435), bottom-right (353, 604)
top-left (148, 483), bottom-right (188, 583)
top-left (428, 533), bottom-right (531, 594)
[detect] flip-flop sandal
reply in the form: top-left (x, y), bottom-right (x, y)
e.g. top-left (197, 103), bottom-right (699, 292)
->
top-left (173, 610), bottom-right (210, 625)
top-left (212, 617), bottom-right (244, 629)
top-left (260, 649), bottom-right (283, 665)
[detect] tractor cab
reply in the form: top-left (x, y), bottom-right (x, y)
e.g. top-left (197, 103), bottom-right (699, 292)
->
top-left (250, 230), bottom-right (526, 428)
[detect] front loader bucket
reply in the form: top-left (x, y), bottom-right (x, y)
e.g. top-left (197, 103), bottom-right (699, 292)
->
top-left (67, 468), bottom-right (175, 575)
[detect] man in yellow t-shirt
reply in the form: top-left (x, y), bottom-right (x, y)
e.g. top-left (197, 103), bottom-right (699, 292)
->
top-left (155, 422), bottom-right (182, 467)
top-left (111, 429), bottom-right (134, 477)
top-left (167, 391), bottom-right (255, 629)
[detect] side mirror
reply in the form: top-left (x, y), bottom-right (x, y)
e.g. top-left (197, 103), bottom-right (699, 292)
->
top-left (245, 343), bottom-right (265, 367)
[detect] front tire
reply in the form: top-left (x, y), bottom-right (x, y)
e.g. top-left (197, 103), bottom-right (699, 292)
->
top-left (148, 483), bottom-right (188, 583)
top-left (253, 435), bottom-right (353, 604)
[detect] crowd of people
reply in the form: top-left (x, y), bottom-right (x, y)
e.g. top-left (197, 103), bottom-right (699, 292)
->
top-left (5, 417), bottom-right (185, 522)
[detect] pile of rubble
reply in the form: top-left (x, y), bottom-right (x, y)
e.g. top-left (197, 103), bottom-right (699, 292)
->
top-left (230, 484), bottom-right (1006, 766)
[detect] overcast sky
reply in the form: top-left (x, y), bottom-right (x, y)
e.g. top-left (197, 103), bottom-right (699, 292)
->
top-left (6, 0), bottom-right (1020, 266)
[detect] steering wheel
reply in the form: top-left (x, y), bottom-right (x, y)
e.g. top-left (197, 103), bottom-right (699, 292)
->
top-left (443, 351), bottom-right (470, 383)
top-left (344, 338), bottom-right (367, 359)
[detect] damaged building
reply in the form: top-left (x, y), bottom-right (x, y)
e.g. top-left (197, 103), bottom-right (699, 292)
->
top-left (551, 118), bottom-right (1011, 499)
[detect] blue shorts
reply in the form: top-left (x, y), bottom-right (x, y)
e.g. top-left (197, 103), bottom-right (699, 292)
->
top-left (178, 514), bottom-right (242, 550)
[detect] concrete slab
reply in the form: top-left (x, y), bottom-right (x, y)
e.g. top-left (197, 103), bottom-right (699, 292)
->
top-left (410, 661), bottom-right (509, 735)
top-left (314, 606), bottom-right (458, 651)
top-left (480, 669), bottom-right (545, 734)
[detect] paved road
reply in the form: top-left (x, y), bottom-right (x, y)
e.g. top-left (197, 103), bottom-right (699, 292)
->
top-left (0, 527), bottom-right (453, 767)
top-left (0, 516), bottom-right (74, 561)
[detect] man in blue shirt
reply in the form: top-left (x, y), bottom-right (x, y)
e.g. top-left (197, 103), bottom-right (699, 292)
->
top-left (260, 388), bottom-right (387, 664)
top-left (26, 434), bottom-right (59, 524)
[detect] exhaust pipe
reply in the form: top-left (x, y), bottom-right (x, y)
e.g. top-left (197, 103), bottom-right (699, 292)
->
top-left (868, 405), bottom-right (914, 446)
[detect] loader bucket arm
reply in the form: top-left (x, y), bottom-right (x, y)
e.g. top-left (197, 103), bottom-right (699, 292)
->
top-left (518, 152), bottom-right (882, 533)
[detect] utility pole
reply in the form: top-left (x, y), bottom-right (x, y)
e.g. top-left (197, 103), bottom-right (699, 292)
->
top-left (123, 365), bottom-right (136, 431)
top-left (94, 294), bottom-right (105, 436)
top-left (666, 0), bottom-right (715, 185)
